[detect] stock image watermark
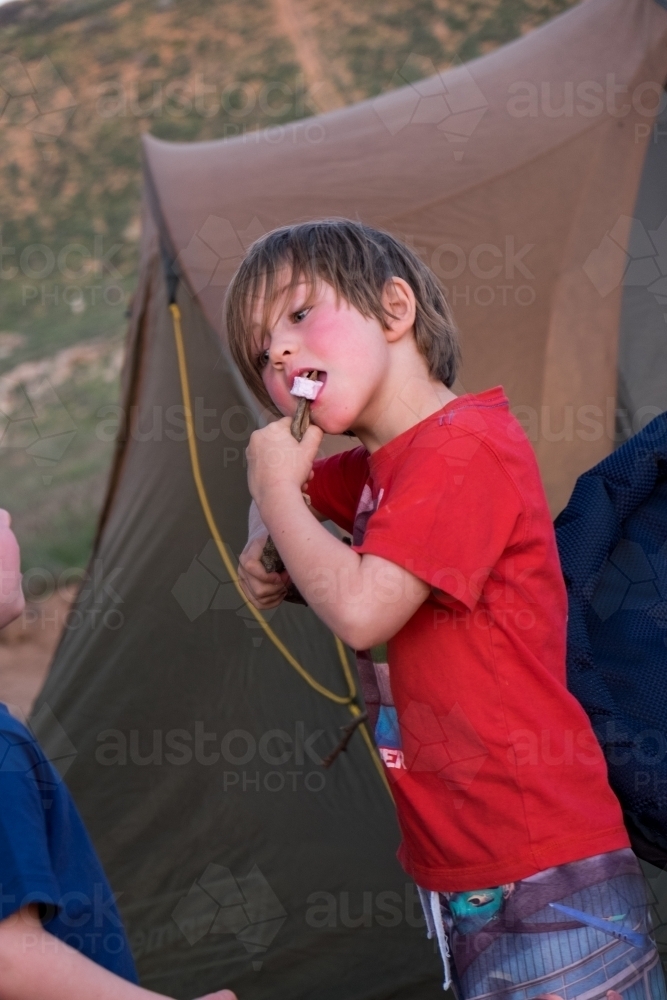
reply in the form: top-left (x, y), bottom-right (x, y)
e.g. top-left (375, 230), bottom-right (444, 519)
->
top-left (305, 553), bottom-right (536, 623)
top-left (584, 213), bottom-right (667, 315)
top-left (173, 214), bottom-right (536, 306)
top-left (93, 72), bottom-right (327, 145)
top-left (0, 55), bottom-right (77, 144)
top-left (506, 73), bottom-right (665, 128)
top-left (94, 71), bottom-right (323, 123)
top-left (171, 539), bottom-right (266, 631)
top-left (95, 399), bottom-right (256, 456)
top-left (596, 718), bottom-right (667, 794)
top-left (170, 863), bottom-right (286, 971)
top-left (0, 881), bottom-right (127, 959)
top-left (91, 394), bottom-right (652, 468)
top-left (94, 720), bottom-right (327, 793)
top-left (0, 234), bottom-right (126, 314)
top-left (429, 235), bottom-right (535, 309)
top-left (590, 537), bottom-right (667, 625)
top-left (507, 726), bottom-right (606, 770)
top-left (0, 372), bottom-right (77, 484)
top-left (19, 558), bottom-right (124, 633)
top-left (432, 604), bottom-right (537, 632)
top-left (510, 398), bottom-right (662, 446)
top-left (382, 701), bottom-right (488, 797)
top-left (305, 882), bottom-right (425, 930)
top-left (0, 702), bottom-right (77, 778)
top-left (174, 214), bottom-right (265, 295)
top-left (372, 53), bottom-right (488, 159)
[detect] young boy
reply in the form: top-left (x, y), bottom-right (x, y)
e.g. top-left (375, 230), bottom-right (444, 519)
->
top-left (0, 510), bottom-right (235, 1000)
top-left (229, 219), bottom-right (667, 1000)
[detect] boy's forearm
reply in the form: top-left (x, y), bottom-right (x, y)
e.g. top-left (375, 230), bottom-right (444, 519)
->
top-left (257, 484), bottom-right (367, 644)
top-left (249, 423), bottom-right (430, 646)
top-left (0, 911), bottom-right (167, 1000)
top-left (248, 497), bottom-right (327, 542)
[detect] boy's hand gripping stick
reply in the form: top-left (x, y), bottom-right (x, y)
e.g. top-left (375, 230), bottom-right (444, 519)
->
top-left (259, 370), bottom-right (323, 604)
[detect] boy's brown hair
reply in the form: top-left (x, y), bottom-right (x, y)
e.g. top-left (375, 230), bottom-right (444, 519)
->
top-left (225, 218), bottom-right (460, 412)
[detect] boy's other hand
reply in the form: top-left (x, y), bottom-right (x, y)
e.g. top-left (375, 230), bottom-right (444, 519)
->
top-left (238, 533), bottom-right (289, 609)
top-left (0, 509), bottom-right (24, 630)
top-left (246, 417), bottom-right (323, 509)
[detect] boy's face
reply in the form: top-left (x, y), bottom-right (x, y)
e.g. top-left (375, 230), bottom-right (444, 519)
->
top-left (252, 274), bottom-right (391, 435)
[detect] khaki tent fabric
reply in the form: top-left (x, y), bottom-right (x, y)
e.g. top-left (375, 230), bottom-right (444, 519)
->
top-left (618, 98), bottom-right (667, 427)
top-left (33, 1), bottom-right (667, 998)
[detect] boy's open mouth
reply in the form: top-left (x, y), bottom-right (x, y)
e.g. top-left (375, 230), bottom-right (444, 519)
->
top-left (290, 369), bottom-right (326, 400)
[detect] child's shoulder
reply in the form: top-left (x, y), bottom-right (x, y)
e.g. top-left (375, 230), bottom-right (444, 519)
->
top-left (0, 702), bottom-right (36, 745)
top-left (424, 386), bottom-right (522, 448)
top-left (413, 386), bottom-right (540, 486)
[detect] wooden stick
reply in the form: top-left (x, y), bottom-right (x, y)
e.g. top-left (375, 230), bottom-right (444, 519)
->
top-left (259, 371), bottom-right (318, 602)
top-left (322, 712), bottom-right (369, 767)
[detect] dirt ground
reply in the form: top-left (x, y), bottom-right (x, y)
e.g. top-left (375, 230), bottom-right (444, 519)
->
top-left (0, 590), bottom-right (73, 721)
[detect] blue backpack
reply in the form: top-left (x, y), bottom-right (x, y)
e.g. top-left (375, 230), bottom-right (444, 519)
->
top-left (555, 412), bottom-right (667, 867)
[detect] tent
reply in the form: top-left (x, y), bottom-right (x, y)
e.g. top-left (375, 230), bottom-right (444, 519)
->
top-left (618, 100), bottom-right (667, 435)
top-left (33, 0), bottom-right (667, 997)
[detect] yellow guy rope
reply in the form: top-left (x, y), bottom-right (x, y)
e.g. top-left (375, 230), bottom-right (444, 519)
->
top-left (169, 302), bottom-right (391, 795)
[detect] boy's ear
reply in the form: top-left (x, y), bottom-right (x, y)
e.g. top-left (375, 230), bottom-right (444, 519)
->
top-left (381, 277), bottom-right (416, 343)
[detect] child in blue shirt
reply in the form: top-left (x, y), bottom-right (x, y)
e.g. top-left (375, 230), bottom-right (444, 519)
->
top-left (0, 510), bottom-right (235, 1000)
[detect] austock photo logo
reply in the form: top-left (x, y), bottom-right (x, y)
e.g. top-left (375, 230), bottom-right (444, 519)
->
top-left (174, 216), bottom-right (266, 295)
top-left (583, 213), bottom-right (667, 311)
top-left (372, 53), bottom-right (488, 159)
top-left (94, 720), bottom-right (327, 793)
top-left (171, 863), bottom-right (287, 970)
top-left (0, 54), bottom-right (77, 144)
top-left (29, 701), bottom-right (78, 778)
top-left (382, 700), bottom-right (488, 805)
top-left (0, 702), bottom-right (77, 779)
top-left (0, 370), bottom-right (76, 484)
top-left (304, 882), bottom-right (426, 931)
top-left (93, 69), bottom-right (330, 138)
top-left (0, 234), bottom-right (127, 311)
top-left (171, 539), bottom-right (272, 644)
top-left (590, 537), bottom-right (667, 624)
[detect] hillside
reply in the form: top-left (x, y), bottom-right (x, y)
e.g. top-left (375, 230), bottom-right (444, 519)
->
top-left (0, 0), bottom-right (577, 579)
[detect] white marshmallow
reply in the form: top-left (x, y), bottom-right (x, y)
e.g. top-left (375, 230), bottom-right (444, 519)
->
top-left (290, 376), bottom-right (324, 400)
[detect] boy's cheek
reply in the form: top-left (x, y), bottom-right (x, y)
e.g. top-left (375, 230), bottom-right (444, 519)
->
top-left (263, 377), bottom-right (295, 416)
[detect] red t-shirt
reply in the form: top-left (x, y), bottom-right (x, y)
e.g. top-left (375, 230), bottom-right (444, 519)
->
top-left (306, 386), bottom-right (629, 892)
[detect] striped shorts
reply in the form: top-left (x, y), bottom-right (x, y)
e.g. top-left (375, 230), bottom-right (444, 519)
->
top-left (419, 850), bottom-right (667, 1000)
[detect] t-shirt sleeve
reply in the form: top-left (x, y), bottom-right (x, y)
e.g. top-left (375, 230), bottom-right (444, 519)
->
top-left (304, 446), bottom-right (370, 534)
top-left (0, 739), bottom-right (60, 921)
top-left (356, 434), bottom-right (525, 612)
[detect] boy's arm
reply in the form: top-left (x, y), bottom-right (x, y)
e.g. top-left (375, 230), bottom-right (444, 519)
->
top-left (0, 906), bottom-right (236, 1000)
top-left (246, 420), bottom-right (430, 648)
top-left (238, 498), bottom-right (328, 609)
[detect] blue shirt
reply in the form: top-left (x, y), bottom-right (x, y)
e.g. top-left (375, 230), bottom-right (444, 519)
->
top-left (0, 704), bottom-right (138, 982)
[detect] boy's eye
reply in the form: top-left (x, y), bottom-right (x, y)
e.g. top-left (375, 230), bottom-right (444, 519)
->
top-left (257, 349), bottom-right (270, 368)
top-left (292, 307), bottom-right (309, 323)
